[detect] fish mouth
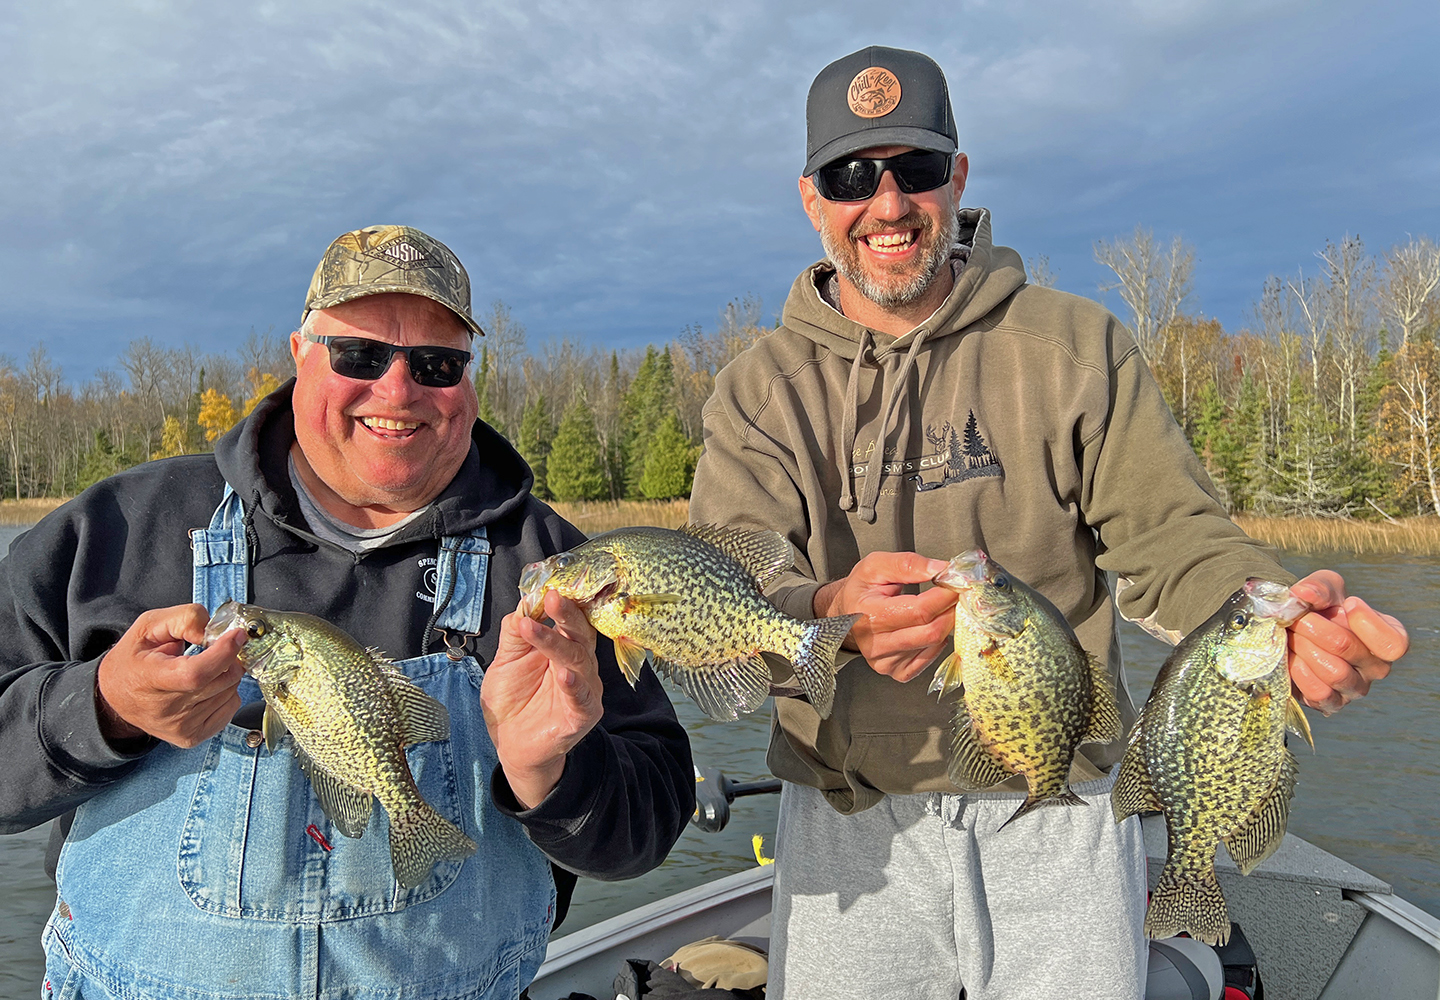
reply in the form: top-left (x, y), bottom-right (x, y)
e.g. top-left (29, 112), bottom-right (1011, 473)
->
top-left (934, 549), bottom-right (987, 592)
top-left (1244, 579), bottom-right (1311, 627)
top-left (203, 600), bottom-right (245, 644)
top-left (518, 559), bottom-right (556, 619)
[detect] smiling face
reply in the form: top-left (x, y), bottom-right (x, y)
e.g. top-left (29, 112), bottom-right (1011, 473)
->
top-left (800, 145), bottom-right (969, 333)
top-left (289, 293), bottom-right (476, 527)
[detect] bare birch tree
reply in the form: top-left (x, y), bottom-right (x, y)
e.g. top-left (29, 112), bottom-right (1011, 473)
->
top-left (1094, 226), bottom-right (1195, 360)
top-left (1381, 236), bottom-right (1440, 348)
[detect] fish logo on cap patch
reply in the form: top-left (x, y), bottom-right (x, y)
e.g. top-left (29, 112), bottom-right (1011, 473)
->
top-left (365, 236), bottom-right (440, 270)
top-left (848, 67), bottom-right (901, 118)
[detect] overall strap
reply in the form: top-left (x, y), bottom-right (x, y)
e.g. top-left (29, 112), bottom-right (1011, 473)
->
top-left (429, 526), bottom-right (490, 656)
top-left (190, 485), bottom-right (250, 613)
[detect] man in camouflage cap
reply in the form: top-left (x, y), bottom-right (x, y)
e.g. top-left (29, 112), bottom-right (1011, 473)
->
top-left (0, 225), bottom-right (693, 1000)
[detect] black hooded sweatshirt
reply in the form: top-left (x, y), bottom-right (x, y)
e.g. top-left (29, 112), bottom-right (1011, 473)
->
top-left (0, 382), bottom-right (693, 924)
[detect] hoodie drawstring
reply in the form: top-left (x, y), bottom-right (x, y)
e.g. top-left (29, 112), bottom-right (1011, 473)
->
top-left (849, 328), bottom-right (931, 524)
top-left (838, 329), bottom-right (873, 514)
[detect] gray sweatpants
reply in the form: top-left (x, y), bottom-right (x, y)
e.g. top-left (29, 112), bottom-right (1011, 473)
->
top-left (769, 777), bottom-right (1148, 1000)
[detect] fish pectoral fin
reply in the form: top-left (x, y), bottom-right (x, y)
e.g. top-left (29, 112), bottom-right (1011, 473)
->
top-left (948, 705), bottom-right (1010, 790)
top-left (261, 705), bottom-right (288, 752)
top-left (612, 635), bottom-right (650, 686)
top-left (660, 654), bottom-right (770, 722)
top-left (623, 593), bottom-right (684, 613)
top-left (929, 650), bottom-right (963, 698)
top-left (295, 745), bottom-right (373, 840)
top-left (1224, 748), bottom-right (1299, 875)
top-left (679, 524), bottom-right (794, 591)
top-left (1109, 738), bottom-right (1163, 822)
top-left (386, 674), bottom-right (451, 746)
top-left (1080, 653), bottom-right (1122, 744)
top-left (1286, 695), bottom-right (1315, 751)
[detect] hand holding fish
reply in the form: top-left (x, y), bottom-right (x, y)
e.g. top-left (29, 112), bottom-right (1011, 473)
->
top-left (96, 603), bottom-right (248, 748)
top-left (1287, 570), bottom-right (1408, 714)
top-left (484, 591), bottom-right (605, 808)
top-left (813, 551), bottom-right (957, 683)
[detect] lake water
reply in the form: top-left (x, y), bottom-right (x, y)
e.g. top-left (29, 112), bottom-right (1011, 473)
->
top-left (0, 521), bottom-right (1435, 999)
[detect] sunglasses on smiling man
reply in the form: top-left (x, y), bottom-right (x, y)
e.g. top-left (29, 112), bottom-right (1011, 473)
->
top-left (303, 332), bottom-right (472, 388)
top-left (812, 149), bottom-right (954, 203)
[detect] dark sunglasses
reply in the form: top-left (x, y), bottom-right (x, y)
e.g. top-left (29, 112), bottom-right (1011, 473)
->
top-left (812, 149), bottom-right (953, 203)
top-left (303, 333), bottom-right (471, 388)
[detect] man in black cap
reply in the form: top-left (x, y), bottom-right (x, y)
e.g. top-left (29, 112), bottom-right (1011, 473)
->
top-left (690, 46), bottom-right (1406, 999)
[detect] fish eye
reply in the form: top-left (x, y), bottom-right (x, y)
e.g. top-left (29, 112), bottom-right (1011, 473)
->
top-left (556, 554), bottom-right (574, 569)
top-left (246, 620), bottom-right (266, 639)
top-left (994, 575), bottom-right (1010, 590)
top-left (1229, 611), bottom-right (1248, 629)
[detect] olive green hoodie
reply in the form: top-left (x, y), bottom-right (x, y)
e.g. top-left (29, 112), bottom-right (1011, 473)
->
top-left (689, 207), bottom-right (1292, 814)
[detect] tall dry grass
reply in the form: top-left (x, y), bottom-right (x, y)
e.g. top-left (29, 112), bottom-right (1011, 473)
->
top-left (0, 498), bottom-right (67, 525)
top-left (1234, 514), bottom-right (1440, 557)
top-left (549, 499), bottom-right (690, 534)
top-left (3, 496), bottom-right (1435, 557)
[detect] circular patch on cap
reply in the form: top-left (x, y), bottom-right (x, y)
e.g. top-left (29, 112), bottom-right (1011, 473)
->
top-left (847, 67), bottom-right (901, 118)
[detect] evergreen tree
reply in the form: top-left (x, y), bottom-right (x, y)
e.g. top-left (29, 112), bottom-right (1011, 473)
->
top-left (518, 394), bottom-right (554, 500)
top-left (639, 414), bottom-right (698, 500)
top-left (77, 430), bottom-right (126, 491)
top-left (547, 394), bottom-right (608, 501)
top-left (622, 346), bottom-right (675, 499)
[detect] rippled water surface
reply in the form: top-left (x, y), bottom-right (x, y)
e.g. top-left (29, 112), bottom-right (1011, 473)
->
top-left (1, 520), bottom-right (1434, 997)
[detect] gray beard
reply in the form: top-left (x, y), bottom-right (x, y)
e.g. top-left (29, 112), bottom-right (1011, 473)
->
top-left (819, 208), bottom-right (960, 309)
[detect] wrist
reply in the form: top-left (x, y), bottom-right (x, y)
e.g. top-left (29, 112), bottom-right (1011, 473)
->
top-left (94, 660), bottom-right (146, 745)
top-left (813, 579), bottom-right (845, 619)
top-left (500, 755), bottom-right (567, 810)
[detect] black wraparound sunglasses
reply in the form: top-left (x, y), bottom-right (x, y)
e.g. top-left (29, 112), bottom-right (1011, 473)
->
top-left (303, 332), bottom-right (472, 388)
top-left (812, 149), bottom-right (954, 202)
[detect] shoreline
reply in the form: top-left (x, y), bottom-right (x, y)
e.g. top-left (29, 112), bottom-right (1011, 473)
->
top-left (5, 498), bottom-right (1438, 556)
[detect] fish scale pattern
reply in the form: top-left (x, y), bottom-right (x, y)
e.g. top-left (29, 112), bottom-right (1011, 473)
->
top-left (934, 551), bottom-right (1120, 828)
top-left (1113, 586), bottom-right (1303, 946)
top-left (525, 525), bottom-right (858, 721)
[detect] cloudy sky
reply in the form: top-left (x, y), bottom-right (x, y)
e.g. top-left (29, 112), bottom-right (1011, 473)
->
top-left (4, 0), bottom-right (1437, 379)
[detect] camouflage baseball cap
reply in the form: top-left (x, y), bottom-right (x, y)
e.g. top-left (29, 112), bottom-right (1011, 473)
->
top-left (302, 225), bottom-right (484, 336)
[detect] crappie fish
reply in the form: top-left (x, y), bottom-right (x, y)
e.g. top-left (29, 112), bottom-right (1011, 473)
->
top-left (1112, 579), bottom-right (1313, 945)
top-left (931, 550), bottom-right (1121, 828)
top-left (517, 524), bottom-right (860, 721)
top-left (203, 601), bottom-right (477, 888)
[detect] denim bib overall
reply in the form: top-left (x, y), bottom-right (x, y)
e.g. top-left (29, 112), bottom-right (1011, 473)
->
top-left (41, 489), bottom-right (555, 1000)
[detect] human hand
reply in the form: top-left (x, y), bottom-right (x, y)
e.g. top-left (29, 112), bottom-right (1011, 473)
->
top-left (1287, 570), bottom-right (1408, 714)
top-left (482, 591), bottom-right (605, 808)
top-left (96, 604), bottom-right (248, 749)
top-left (813, 551), bottom-right (957, 683)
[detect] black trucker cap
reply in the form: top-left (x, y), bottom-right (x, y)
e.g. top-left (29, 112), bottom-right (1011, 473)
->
top-left (804, 46), bottom-right (957, 176)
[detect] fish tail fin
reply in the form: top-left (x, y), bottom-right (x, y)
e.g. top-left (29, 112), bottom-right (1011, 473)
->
top-left (790, 613), bottom-right (861, 719)
top-left (1145, 866), bottom-right (1231, 946)
top-left (997, 787), bottom-right (1086, 830)
top-left (389, 803), bottom-right (478, 889)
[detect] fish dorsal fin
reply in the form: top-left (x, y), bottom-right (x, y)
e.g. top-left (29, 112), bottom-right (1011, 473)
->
top-left (612, 635), bottom-right (650, 686)
top-left (1109, 732), bottom-right (1163, 822)
top-left (1287, 695), bottom-right (1315, 750)
top-left (1224, 748), bottom-right (1299, 874)
top-left (262, 704), bottom-right (289, 752)
top-left (948, 705), bottom-right (1011, 791)
top-left (680, 523), bottom-right (794, 591)
top-left (1079, 653), bottom-right (1122, 744)
top-left (383, 671), bottom-right (451, 746)
top-left (294, 743), bottom-right (374, 839)
top-left (654, 653), bottom-right (770, 722)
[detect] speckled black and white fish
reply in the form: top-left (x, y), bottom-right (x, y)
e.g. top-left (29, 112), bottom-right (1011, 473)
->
top-left (1112, 579), bottom-right (1313, 945)
top-left (931, 549), bottom-right (1121, 828)
top-left (517, 524), bottom-right (860, 721)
